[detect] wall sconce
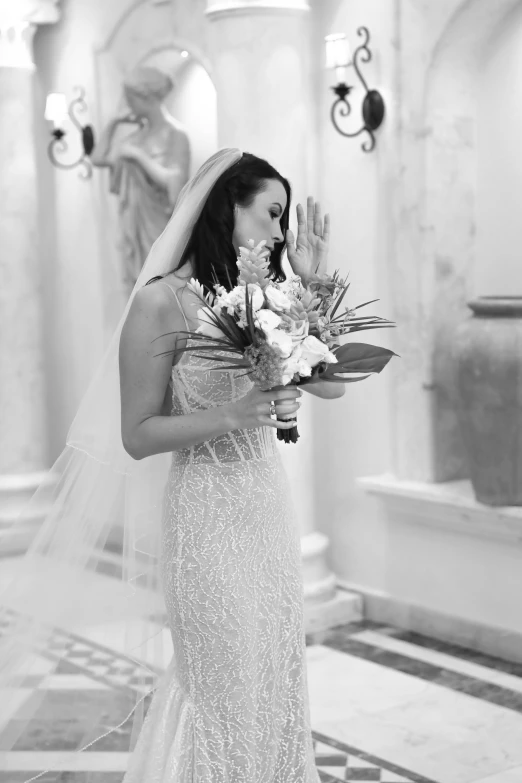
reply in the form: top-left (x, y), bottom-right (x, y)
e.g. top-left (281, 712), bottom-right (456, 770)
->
top-left (325, 28), bottom-right (385, 153)
top-left (45, 87), bottom-right (95, 179)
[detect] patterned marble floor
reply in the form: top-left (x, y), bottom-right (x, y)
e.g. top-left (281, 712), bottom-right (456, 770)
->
top-left (1, 576), bottom-right (522, 782)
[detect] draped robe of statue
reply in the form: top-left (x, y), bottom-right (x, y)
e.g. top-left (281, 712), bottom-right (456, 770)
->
top-left (110, 121), bottom-right (190, 290)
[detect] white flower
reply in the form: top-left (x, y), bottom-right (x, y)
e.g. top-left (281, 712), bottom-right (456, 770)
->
top-left (195, 307), bottom-right (225, 339)
top-left (281, 346), bottom-right (313, 385)
top-left (218, 284), bottom-right (264, 315)
top-left (265, 285), bottom-right (293, 312)
top-left (300, 335), bottom-right (338, 368)
top-left (255, 309), bottom-right (282, 333)
top-left (265, 328), bottom-right (293, 359)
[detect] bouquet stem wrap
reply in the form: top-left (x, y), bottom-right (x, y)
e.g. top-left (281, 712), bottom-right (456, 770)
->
top-left (269, 384), bottom-right (300, 444)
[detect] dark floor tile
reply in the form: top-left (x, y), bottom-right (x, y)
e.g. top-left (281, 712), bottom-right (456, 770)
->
top-left (306, 620), bottom-right (383, 646)
top-left (320, 635), bottom-right (522, 714)
top-left (393, 629), bottom-right (522, 678)
top-left (312, 731), bottom-right (441, 783)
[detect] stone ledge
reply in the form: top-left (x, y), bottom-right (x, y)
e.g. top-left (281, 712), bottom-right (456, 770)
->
top-left (356, 473), bottom-right (522, 544)
top-left (304, 589), bottom-right (362, 637)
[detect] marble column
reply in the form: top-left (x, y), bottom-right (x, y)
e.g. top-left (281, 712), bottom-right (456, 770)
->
top-left (206, 0), bottom-right (361, 634)
top-left (0, 2), bottom-right (60, 553)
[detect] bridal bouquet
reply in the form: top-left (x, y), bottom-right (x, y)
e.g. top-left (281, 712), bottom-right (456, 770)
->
top-left (171, 240), bottom-right (398, 443)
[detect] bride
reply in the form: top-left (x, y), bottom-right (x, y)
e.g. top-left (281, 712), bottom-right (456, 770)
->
top-left (0, 148), bottom-right (343, 783)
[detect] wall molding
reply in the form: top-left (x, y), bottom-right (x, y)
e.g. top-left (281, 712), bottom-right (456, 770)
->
top-left (205, 0), bottom-right (309, 20)
top-left (337, 579), bottom-right (522, 665)
top-left (356, 474), bottom-right (522, 544)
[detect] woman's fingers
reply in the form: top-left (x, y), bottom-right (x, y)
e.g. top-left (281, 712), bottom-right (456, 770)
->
top-left (296, 204), bottom-right (307, 238)
top-left (323, 213), bottom-right (331, 244)
top-left (307, 197), bottom-right (315, 235)
top-left (314, 201), bottom-right (322, 236)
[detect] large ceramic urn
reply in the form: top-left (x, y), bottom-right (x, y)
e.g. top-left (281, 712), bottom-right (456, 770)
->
top-left (454, 296), bottom-right (522, 506)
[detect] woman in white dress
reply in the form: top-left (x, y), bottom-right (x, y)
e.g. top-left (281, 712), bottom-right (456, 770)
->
top-left (118, 150), bottom-right (342, 782)
top-left (0, 148), bottom-right (342, 783)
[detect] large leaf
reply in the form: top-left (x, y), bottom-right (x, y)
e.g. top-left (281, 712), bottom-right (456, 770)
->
top-left (329, 342), bottom-right (398, 374)
top-left (302, 372), bottom-right (374, 385)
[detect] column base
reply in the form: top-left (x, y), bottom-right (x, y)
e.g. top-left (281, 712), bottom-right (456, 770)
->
top-left (304, 589), bottom-right (363, 636)
top-left (301, 530), bottom-right (363, 635)
top-left (0, 471), bottom-right (55, 556)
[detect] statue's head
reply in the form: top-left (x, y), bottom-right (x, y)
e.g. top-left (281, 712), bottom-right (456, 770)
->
top-left (123, 67), bottom-right (174, 115)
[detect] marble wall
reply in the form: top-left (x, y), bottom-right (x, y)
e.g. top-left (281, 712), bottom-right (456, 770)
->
top-left (35, 0), bottom-right (215, 456)
top-left (28, 0), bottom-right (522, 637)
top-left (391, 0), bottom-right (522, 484)
top-left (311, 0), bottom-right (522, 622)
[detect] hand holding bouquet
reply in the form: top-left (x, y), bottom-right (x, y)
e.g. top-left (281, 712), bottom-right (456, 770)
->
top-left (169, 239), bottom-right (398, 443)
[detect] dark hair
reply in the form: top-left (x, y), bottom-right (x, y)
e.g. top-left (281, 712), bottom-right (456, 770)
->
top-left (172, 152), bottom-right (292, 294)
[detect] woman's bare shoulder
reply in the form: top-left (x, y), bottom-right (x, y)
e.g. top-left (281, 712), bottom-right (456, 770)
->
top-left (129, 279), bottom-right (175, 315)
top-left (123, 280), bottom-right (186, 339)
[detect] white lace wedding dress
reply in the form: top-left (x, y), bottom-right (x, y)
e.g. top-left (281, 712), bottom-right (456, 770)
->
top-left (122, 280), bottom-right (320, 783)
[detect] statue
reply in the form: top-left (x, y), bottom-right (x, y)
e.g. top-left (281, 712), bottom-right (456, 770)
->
top-left (91, 67), bottom-right (191, 293)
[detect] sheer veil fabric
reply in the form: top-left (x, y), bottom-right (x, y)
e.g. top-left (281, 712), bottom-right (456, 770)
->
top-left (0, 149), bottom-right (243, 780)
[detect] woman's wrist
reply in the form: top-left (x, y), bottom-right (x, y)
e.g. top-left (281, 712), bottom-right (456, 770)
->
top-left (220, 401), bottom-right (242, 432)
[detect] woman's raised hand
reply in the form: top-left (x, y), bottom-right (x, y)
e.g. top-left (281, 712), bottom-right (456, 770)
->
top-left (285, 197), bottom-right (330, 286)
top-left (227, 385), bottom-right (303, 431)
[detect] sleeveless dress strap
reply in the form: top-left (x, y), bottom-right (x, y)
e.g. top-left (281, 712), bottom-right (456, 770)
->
top-left (155, 280), bottom-right (190, 332)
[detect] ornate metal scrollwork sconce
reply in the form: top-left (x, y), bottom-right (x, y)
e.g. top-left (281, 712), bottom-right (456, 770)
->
top-left (325, 28), bottom-right (385, 153)
top-left (45, 87), bottom-right (95, 179)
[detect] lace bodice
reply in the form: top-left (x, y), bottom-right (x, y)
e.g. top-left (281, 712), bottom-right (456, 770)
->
top-left (171, 349), bottom-right (277, 466)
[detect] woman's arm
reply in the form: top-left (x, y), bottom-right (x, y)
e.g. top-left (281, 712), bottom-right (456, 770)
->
top-left (119, 284), bottom-right (238, 460)
top-left (120, 285), bottom-right (300, 458)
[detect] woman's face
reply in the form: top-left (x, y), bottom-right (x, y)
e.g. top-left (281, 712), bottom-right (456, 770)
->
top-left (232, 179), bottom-right (288, 255)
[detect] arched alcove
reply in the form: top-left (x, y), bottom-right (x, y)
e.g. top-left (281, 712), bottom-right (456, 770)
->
top-left (404, 0), bottom-right (522, 482)
top-left (144, 51), bottom-right (218, 177)
top-left (475, 5), bottom-right (522, 298)
top-left (92, 0), bottom-right (217, 333)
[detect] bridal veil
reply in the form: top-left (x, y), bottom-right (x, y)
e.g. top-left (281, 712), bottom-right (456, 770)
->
top-left (0, 148), bottom-right (243, 780)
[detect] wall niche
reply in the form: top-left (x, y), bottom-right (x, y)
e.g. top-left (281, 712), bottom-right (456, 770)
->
top-left (93, 0), bottom-right (217, 332)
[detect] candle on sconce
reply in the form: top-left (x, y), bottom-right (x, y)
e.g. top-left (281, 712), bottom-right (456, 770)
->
top-left (45, 93), bottom-right (68, 128)
top-left (325, 33), bottom-right (351, 84)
